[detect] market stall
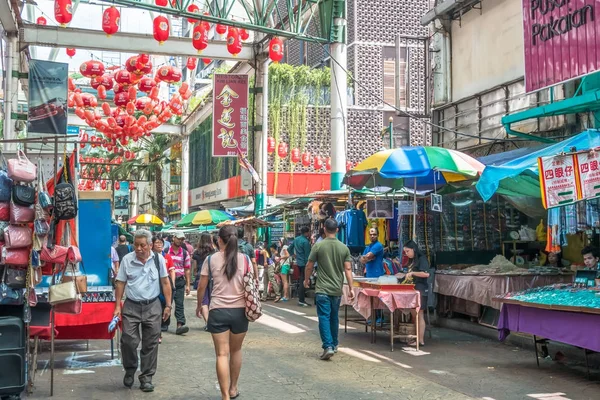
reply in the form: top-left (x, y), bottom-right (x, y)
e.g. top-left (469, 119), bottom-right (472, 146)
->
top-left (495, 284), bottom-right (600, 376)
top-left (342, 280), bottom-right (421, 351)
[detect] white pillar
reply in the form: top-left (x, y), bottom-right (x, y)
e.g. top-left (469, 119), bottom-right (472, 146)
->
top-left (180, 133), bottom-right (190, 215)
top-left (130, 188), bottom-right (138, 218)
top-left (254, 56), bottom-right (270, 214)
top-left (330, 22), bottom-right (348, 190)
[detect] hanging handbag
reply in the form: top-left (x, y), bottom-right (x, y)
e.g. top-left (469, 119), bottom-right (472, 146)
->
top-left (0, 168), bottom-right (13, 202)
top-left (67, 245), bottom-right (82, 263)
top-left (37, 159), bottom-right (51, 209)
top-left (54, 155), bottom-right (77, 221)
top-left (3, 248), bottom-right (31, 266)
top-left (62, 262), bottom-right (87, 293)
top-left (31, 249), bottom-right (40, 268)
top-left (4, 225), bottom-right (32, 248)
top-left (40, 244), bottom-right (68, 265)
top-left (54, 294), bottom-right (82, 314)
top-left (0, 266), bottom-right (23, 305)
top-left (4, 267), bottom-right (26, 289)
top-left (10, 201), bottom-right (35, 224)
top-left (0, 202), bottom-right (9, 221)
top-left (242, 255), bottom-right (262, 322)
top-left (34, 218), bottom-right (50, 237)
top-left (49, 265), bottom-right (78, 305)
top-left (12, 184), bottom-right (35, 207)
top-left (7, 150), bottom-right (37, 183)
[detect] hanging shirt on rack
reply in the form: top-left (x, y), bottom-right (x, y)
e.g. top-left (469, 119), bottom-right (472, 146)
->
top-left (335, 209), bottom-right (368, 251)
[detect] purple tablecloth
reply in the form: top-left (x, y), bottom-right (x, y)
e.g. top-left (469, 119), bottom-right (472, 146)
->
top-left (498, 303), bottom-right (600, 352)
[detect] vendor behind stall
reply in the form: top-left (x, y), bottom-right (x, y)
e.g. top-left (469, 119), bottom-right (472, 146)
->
top-left (360, 228), bottom-right (385, 278)
top-left (395, 240), bottom-right (429, 347)
top-left (581, 246), bottom-right (599, 270)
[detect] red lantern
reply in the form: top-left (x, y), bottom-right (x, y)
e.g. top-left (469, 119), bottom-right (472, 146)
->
top-left (66, 48), bottom-right (76, 58)
top-left (192, 23), bottom-right (208, 53)
top-left (269, 37), bottom-right (284, 63)
top-left (277, 142), bottom-right (288, 159)
top-left (135, 97), bottom-right (151, 111)
top-left (267, 137), bottom-right (276, 155)
top-left (346, 161), bottom-right (353, 171)
top-left (97, 85), bottom-right (107, 100)
top-left (114, 69), bottom-right (133, 85)
top-left (114, 92), bottom-right (129, 108)
top-left (37, 16), bottom-right (47, 25)
top-left (202, 58), bottom-right (212, 65)
top-left (155, 0), bottom-right (168, 6)
top-left (81, 93), bottom-right (97, 108)
top-left (91, 74), bottom-right (113, 90)
top-left (314, 156), bottom-right (323, 170)
top-left (240, 28), bottom-right (250, 41)
top-left (54, 0), bottom-right (73, 27)
top-left (215, 23), bottom-right (227, 36)
top-left (301, 152), bottom-right (311, 167)
top-left (102, 6), bottom-right (120, 36)
top-left (156, 66), bottom-right (182, 83)
top-left (80, 60), bottom-right (105, 78)
top-left (153, 16), bottom-right (169, 45)
top-left (169, 96), bottom-right (183, 114)
top-left (138, 53), bottom-right (150, 65)
top-left (102, 102), bottom-right (112, 116)
top-left (227, 27), bottom-right (242, 56)
top-left (186, 57), bottom-right (197, 71)
top-left (101, 181), bottom-right (107, 190)
top-left (291, 148), bottom-right (300, 164)
top-left (138, 77), bottom-right (157, 93)
top-left (187, 4), bottom-right (200, 23)
top-left (325, 157), bottom-right (331, 171)
top-left (128, 86), bottom-right (137, 101)
top-left (114, 181), bottom-right (120, 190)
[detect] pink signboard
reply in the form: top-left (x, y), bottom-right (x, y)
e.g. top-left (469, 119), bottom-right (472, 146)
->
top-left (523, 0), bottom-right (600, 92)
top-left (212, 74), bottom-right (249, 157)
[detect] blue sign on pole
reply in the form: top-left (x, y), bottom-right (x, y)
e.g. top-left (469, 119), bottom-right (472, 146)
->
top-left (67, 125), bottom-right (80, 135)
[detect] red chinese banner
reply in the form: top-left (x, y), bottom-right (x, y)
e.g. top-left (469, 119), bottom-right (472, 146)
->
top-left (538, 154), bottom-right (582, 209)
top-left (577, 152), bottom-right (600, 201)
top-left (212, 74), bottom-right (249, 157)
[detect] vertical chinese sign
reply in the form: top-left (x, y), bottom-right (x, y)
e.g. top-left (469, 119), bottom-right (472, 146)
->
top-left (577, 152), bottom-right (600, 200)
top-left (538, 154), bottom-right (582, 209)
top-left (212, 74), bottom-right (249, 157)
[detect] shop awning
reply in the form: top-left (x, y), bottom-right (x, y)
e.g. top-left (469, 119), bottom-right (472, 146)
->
top-left (476, 129), bottom-right (600, 201)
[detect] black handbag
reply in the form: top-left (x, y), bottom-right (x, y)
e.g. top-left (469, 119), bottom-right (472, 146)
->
top-left (54, 156), bottom-right (77, 221)
top-left (12, 184), bottom-right (35, 207)
top-left (4, 267), bottom-right (26, 289)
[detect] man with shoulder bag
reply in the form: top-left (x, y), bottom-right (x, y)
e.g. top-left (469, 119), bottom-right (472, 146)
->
top-left (113, 229), bottom-right (172, 393)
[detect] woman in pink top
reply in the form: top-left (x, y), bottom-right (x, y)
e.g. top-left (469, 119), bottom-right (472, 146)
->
top-left (197, 225), bottom-right (250, 400)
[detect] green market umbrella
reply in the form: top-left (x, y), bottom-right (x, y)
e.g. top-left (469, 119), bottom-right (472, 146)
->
top-left (175, 210), bottom-right (234, 227)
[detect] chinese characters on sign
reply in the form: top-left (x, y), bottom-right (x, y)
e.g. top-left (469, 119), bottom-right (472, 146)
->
top-left (538, 154), bottom-right (581, 209)
top-left (576, 152), bottom-right (600, 200)
top-left (212, 74), bottom-right (249, 157)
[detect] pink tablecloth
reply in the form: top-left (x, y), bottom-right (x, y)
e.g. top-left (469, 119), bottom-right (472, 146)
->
top-left (342, 285), bottom-right (420, 320)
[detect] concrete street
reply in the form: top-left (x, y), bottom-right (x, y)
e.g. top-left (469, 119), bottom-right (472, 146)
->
top-left (27, 297), bottom-right (600, 400)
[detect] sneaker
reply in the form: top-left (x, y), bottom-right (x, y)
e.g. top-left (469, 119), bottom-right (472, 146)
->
top-left (176, 325), bottom-right (190, 335)
top-left (281, 297), bottom-right (288, 302)
top-left (320, 347), bottom-right (335, 360)
top-left (376, 318), bottom-right (383, 326)
top-left (333, 346), bottom-right (338, 353)
top-left (123, 372), bottom-right (134, 388)
top-left (160, 325), bottom-right (168, 332)
top-left (298, 302), bottom-right (310, 307)
top-left (140, 382), bottom-right (154, 392)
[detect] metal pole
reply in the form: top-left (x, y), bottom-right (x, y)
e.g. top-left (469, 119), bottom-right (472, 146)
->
top-left (180, 134), bottom-right (190, 215)
top-left (254, 52), bottom-right (270, 215)
top-left (388, 116), bottom-right (394, 149)
top-left (330, 16), bottom-right (348, 190)
top-left (412, 177), bottom-right (417, 240)
top-left (3, 34), bottom-right (18, 153)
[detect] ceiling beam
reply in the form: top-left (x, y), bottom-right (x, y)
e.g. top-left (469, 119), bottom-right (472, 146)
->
top-left (19, 24), bottom-right (254, 61)
top-left (0, 0), bottom-right (18, 34)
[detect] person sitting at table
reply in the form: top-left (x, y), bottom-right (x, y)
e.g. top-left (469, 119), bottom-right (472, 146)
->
top-left (542, 251), bottom-right (563, 269)
top-left (360, 227), bottom-right (385, 325)
top-left (395, 240), bottom-right (429, 347)
top-left (581, 246), bottom-right (599, 270)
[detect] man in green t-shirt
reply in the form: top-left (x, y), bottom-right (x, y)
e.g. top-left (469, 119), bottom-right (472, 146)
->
top-left (304, 219), bottom-right (355, 360)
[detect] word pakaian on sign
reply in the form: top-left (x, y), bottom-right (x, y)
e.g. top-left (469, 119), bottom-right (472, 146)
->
top-left (530, 0), bottom-right (594, 45)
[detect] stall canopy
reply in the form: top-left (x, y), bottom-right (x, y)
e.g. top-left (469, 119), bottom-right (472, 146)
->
top-left (476, 129), bottom-right (600, 202)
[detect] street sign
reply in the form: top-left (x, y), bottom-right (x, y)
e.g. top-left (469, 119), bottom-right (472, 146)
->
top-left (538, 154), bottom-right (582, 209)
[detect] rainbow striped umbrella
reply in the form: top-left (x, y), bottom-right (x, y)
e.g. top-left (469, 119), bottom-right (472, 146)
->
top-left (127, 214), bottom-right (164, 226)
top-left (344, 146), bottom-right (484, 191)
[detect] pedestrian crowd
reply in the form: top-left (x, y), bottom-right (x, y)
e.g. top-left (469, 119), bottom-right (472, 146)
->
top-left (110, 218), bottom-right (427, 399)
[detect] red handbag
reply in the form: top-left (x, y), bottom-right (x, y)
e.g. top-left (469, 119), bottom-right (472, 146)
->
top-left (54, 294), bottom-right (82, 315)
top-left (4, 225), bottom-right (32, 248)
top-left (10, 201), bottom-right (34, 224)
top-left (0, 202), bottom-right (9, 221)
top-left (41, 245), bottom-right (68, 265)
top-left (67, 246), bottom-right (82, 263)
top-left (3, 248), bottom-right (30, 266)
